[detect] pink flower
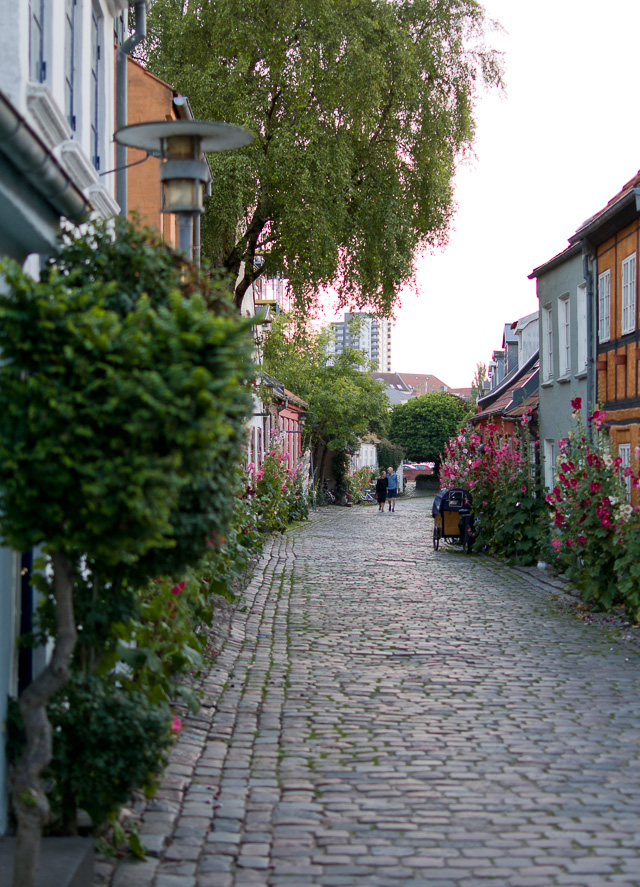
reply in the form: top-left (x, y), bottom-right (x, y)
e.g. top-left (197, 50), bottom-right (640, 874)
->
top-left (171, 581), bottom-right (186, 596)
top-left (577, 535), bottom-right (585, 545)
top-left (551, 538), bottom-right (562, 551)
top-left (171, 717), bottom-right (182, 733)
top-left (521, 484), bottom-right (527, 493)
top-left (571, 397), bottom-right (582, 411)
top-left (590, 481), bottom-right (601, 493)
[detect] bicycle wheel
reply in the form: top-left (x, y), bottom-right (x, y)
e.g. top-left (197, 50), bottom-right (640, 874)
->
top-left (433, 525), bottom-right (440, 551)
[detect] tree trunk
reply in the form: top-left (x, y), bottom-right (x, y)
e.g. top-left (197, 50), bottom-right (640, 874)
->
top-left (11, 551), bottom-right (77, 887)
top-left (315, 441), bottom-right (328, 485)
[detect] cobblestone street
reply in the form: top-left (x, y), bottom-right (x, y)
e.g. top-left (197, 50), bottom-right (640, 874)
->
top-left (106, 493), bottom-right (640, 887)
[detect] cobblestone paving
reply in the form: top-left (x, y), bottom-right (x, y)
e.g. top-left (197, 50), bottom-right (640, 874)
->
top-left (106, 495), bottom-right (640, 887)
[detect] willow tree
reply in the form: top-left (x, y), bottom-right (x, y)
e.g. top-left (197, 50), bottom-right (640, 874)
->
top-left (262, 315), bottom-right (387, 480)
top-left (145, 0), bottom-right (503, 314)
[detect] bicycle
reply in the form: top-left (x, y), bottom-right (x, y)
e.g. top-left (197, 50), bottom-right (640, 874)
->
top-left (320, 480), bottom-right (337, 505)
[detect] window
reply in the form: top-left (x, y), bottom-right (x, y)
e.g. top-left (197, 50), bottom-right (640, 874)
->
top-left (622, 253), bottom-right (637, 335)
top-left (619, 443), bottom-right (631, 502)
top-left (544, 439), bottom-right (555, 490)
top-left (598, 269), bottom-right (610, 343)
top-left (559, 296), bottom-right (570, 376)
top-left (65, 0), bottom-right (77, 130)
top-left (542, 304), bottom-right (553, 381)
top-left (90, 5), bottom-right (102, 170)
top-left (577, 283), bottom-right (587, 373)
top-left (29, 0), bottom-right (46, 83)
top-left (528, 440), bottom-right (537, 481)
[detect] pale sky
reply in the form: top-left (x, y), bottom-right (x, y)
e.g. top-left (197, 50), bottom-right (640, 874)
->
top-left (353, 0), bottom-right (640, 389)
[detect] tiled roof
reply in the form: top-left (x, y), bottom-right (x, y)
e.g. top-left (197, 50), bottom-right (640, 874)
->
top-left (504, 390), bottom-right (539, 419)
top-left (473, 363), bottom-right (538, 422)
top-left (282, 387), bottom-right (308, 408)
top-left (397, 373), bottom-right (450, 394)
top-left (571, 170), bottom-right (640, 246)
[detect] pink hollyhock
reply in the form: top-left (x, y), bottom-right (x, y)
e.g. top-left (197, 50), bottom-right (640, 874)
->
top-left (521, 484), bottom-right (527, 493)
top-left (571, 396), bottom-right (582, 411)
top-left (171, 717), bottom-right (182, 733)
top-left (171, 581), bottom-right (186, 596)
top-left (551, 538), bottom-right (562, 551)
top-left (577, 535), bottom-right (585, 545)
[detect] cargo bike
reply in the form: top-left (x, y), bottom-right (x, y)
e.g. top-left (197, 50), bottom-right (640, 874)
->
top-left (432, 487), bottom-right (475, 554)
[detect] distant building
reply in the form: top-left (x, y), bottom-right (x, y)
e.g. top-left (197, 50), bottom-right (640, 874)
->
top-left (372, 372), bottom-right (470, 406)
top-left (371, 372), bottom-right (414, 406)
top-left (329, 313), bottom-right (392, 371)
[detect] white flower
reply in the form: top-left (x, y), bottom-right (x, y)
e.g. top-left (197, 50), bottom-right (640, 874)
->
top-left (603, 454), bottom-right (614, 468)
top-left (618, 503), bottom-right (633, 523)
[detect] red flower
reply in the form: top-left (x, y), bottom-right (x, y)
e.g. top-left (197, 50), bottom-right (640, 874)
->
top-left (171, 581), bottom-right (186, 596)
top-left (590, 481), bottom-right (601, 493)
top-left (571, 396), bottom-right (582, 411)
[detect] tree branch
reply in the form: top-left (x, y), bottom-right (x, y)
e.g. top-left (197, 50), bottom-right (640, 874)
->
top-left (11, 552), bottom-right (77, 887)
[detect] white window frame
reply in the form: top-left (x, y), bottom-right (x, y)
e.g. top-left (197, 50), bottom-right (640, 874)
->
top-left (576, 283), bottom-right (587, 373)
top-left (544, 439), bottom-right (555, 490)
top-left (90, 3), bottom-right (103, 171)
top-left (65, 0), bottom-right (77, 131)
top-left (542, 304), bottom-right (553, 381)
top-left (622, 253), bottom-right (637, 335)
top-left (559, 295), bottom-right (570, 376)
top-left (29, 0), bottom-right (46, 83)
top-left (598, 269), bottom-right (611, 343)
top-left (619, 443), bottom-right (631, 501)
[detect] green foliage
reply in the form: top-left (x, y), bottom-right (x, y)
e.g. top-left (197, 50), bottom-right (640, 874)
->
top-left (546, 407), bottom-right (629, 612)
top-left (0, 219), bottom-right (254, 574)
top-left (146, 0), bottom-right (503, 313)
top-left (8, 677), bottom-right (173, 829)
top-left (252, 446), bottom-right (309, 534)
top-left (470, 362), bottom-right (488, 402)
top-left (389, 392), bottom-right (474, 463)
top-left (346, 466), bottom-right (375, 502)
top-left (376, 439), bottom-right (405, 473)
top-left (440, 423), bottom-right (548, 565)
top-left (262, 316), bottom-right (387, 477)
top-left (0, 219), bottom-right (255, 835)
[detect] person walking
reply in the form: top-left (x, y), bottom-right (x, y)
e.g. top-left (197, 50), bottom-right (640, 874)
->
top-left (375, 469), bottom-right (388, 513)
top-left (386, 466), bottom-right (398, 512)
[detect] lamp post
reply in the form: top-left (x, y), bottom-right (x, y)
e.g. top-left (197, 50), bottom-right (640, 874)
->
top-left (114, 119), bottom-right (253, 263)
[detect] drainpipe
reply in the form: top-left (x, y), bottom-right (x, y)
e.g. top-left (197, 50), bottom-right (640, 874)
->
top-left (581, 237), bottom-right (595, 442)
top-left (115, 2), bottom-right (147, 216)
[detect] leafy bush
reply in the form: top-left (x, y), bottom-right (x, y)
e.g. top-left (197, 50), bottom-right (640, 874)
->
top-left (8, 677), bottom-right (173, 831)
top-left (546, 402), bottom-right (632, 612)
top-left (347, 466), bottom-right (375, 501)
top-left (376, 439), bottom-right (405, 474)
top-left (440, 419), bottom-right (548, 564)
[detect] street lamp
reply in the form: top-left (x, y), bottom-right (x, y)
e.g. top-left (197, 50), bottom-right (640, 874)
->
top-left (114, 119), bottom-right (253, 263)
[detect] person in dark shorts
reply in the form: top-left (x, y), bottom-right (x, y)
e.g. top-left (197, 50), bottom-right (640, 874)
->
top-left (386, 466), bottom-right (398, 512)
top-left (375, 469), bottom-right (388, 513)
